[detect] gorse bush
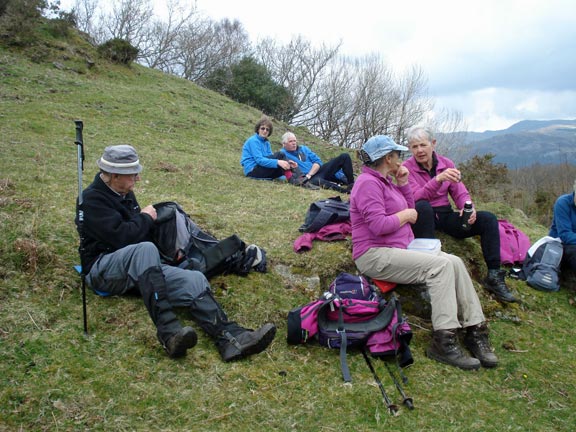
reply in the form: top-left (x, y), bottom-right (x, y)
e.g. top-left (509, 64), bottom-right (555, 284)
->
top-left (0, 0), bottom-right (74, 45)
top-left (0, 0), bottom-right (44, 45)
top-left (97, 38), bottom-right (139, 65)
top-left (205, 56), bottom-right (295, 120)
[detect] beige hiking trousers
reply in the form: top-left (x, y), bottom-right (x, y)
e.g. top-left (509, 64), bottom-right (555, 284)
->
top-left (355, 248), bottom-right (485, 330)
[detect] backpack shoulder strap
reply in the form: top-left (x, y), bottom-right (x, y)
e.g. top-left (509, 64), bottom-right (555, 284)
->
top-left (318, 296), bottom-right (397, 333)
top-left (319, 297), bottom-right (397, 382)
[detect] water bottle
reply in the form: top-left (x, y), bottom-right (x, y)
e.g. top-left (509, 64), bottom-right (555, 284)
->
top-left (461, 201), bottom-right (473, 231)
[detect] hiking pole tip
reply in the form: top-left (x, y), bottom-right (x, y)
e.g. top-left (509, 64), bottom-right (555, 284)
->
top-left (403, 396), bottom-right (414, 410)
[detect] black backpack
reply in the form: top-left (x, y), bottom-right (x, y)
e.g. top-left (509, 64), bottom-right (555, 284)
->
top-left (152, 201), bottom-right (266, 278)
top-left (299, 196), bottom-right (350, 233)
top-left (520, 237), bottom-right (563, 292)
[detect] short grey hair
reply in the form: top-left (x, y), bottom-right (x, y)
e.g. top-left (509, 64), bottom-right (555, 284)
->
top-left (281, 131), bottom-right (296, 144)
top-left (406, 126), bottom-right (434, 144)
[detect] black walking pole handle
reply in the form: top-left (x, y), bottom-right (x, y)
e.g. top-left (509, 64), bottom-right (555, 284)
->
top-left (75, 120), bottom-right (85, 207)
top-left (74, 120), bottom-right (84, 169)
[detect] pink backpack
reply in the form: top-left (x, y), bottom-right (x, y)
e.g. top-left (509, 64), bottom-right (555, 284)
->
top-left (287, 273), bottom-right (413, 382)
top-left (498, 219), bottom-right (531, 265)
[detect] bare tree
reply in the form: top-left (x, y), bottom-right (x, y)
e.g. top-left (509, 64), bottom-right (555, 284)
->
top-left (307, 55), bottom-right (432, 149)
top-left (175, 17), bottom-right (251, 82)
top-left (71, 0), bottom-right (154, 46)
top-left (71, 0), bottom-right (97, 34)
top-left (306, 57), bottom-right (356, 145)
top-left (430, 107), bottom-right (468, 159)
top-left (66, 1), bottom-right (452, 154)
top-left (105, 0), bottom-right (154, 47)
top-left (351, 55), bottom-right (398, 146)
top-left (137, 0), bottom-right (197, 70)
top-left (255, 36), bottom-right (340, 124)
top-left (393, 65), bottom-right (431, 143)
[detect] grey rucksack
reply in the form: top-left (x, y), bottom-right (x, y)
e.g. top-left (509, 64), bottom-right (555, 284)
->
top-left (520, 237), bottom-right (563, 292)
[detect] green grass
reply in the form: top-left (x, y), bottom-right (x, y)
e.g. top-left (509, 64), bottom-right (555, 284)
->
top-left (1, 35), bottom-right (575, 432)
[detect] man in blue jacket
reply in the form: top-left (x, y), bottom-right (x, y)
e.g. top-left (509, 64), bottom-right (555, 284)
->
top-left (549, 179), bottom-right (576, 271)
top-left (240, 117), bottom-right (318, 189)
top-left (280, 132), bottom-right (355, 193)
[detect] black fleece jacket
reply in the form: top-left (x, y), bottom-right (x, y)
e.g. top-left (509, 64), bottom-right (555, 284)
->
top-left (76, 173), bottom-right (155, 272)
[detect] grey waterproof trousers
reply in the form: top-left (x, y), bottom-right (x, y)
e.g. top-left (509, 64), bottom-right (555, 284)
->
top-left (86, 241), bottom-right (207, 304)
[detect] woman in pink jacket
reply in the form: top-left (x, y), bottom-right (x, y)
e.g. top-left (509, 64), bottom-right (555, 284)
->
top-left (350, 135), bottom-right (498, 370)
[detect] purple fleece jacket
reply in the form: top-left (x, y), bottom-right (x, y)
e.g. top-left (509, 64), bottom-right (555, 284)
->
top-left (350, 166), bottom-right (415, 260)
top-left (403, 153), bottom-right (471, 210)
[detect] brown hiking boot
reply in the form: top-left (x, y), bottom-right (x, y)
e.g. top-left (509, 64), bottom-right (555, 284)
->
top-left (164, 326), bottom-right (198, 358)
top-left (463, 323), bottom-right (499, 368)
top-left (483, 270), bottom-right (518, 303)
top-left (219, 323), bottom-right (276, 362)
top-left (426, 329), bottom-right (481, 370)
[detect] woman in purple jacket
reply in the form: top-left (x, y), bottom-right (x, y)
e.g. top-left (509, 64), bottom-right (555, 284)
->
top-left (350, 135), bottom-right (498, 370)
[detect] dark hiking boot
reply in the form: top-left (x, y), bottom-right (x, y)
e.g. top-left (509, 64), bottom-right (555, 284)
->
top-left (290, 175), bottom-right (320, 189)
top-left (164, 326), bottom-right (198, 358)
top-left (463, 323), bottom-right (498, 368)
top-left (426, 329), bottom-right (481, 370)
top-left (218, 323), bottom-right (277, 362)
top-left (317, 179), bottom-right (348, 193)
top-left (483, 269), bottom-right (518, 303)
top-left (301, 181), bottom-right (320, 190)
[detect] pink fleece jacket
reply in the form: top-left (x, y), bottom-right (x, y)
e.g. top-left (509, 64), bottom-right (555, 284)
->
top-left (402, 153), bottom-right (471, 210)
top-left (350, 166), bottom-right (415, 260)
top-left (293, 221), bottom-right (351, 252)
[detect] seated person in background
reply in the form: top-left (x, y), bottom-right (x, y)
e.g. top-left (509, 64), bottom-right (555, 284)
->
top-left (280, 132), bottom-right (355, 193)
top-left (241, 116), bottom-right (317, 189)
top-left (351, 134), bottom-right (498, 370)
top-left (402, 126), bottom-right (518, 303)
top-left (549, 179), bottom-right (576, 272)
top-left (78, 144), bottom-right (276, 361)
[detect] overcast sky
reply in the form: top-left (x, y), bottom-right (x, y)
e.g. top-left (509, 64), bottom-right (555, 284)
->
top-left (62, 0), bottom-right (576, 132)
top-left (194, 0), bottom-right (575, 132)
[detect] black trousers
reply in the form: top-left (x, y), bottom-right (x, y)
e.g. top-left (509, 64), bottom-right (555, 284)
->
top-left (310, 153), bottom-right (355, 185)
top-left (247, 152), bottom-right (302, 180)
top-left (562, 244), bottom-right (576, 271)
top-left (411, 200), bottom-right (501, 270)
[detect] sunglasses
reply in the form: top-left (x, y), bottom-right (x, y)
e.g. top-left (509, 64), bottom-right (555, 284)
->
top-left (259, 126), bottom-right (270, 131)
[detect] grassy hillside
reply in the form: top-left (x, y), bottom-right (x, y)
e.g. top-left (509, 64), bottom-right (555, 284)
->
top-left (1, 35), bottom-right (575, 431)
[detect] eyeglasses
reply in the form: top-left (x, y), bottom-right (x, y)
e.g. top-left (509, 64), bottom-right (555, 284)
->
top-left (259, 126), bottom-right (270, 131)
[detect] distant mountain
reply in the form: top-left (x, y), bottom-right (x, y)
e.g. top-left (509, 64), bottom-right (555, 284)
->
top-left (440, 119), bottom-right (576, 168)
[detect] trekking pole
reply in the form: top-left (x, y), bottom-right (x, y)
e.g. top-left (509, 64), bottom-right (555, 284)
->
top-left (361, 349), bottom-right (398, 415)
top-left (384, 361), bottom-right (414, 410)
top-left (74, 120), bottom-right (88, 335)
